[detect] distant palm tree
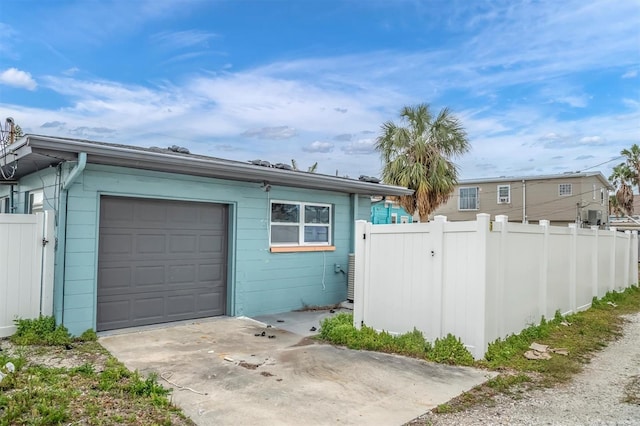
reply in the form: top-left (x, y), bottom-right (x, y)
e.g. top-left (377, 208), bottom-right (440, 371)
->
top-left (621, 144), bottom-right (640, 193)
top-left (609, 163), bottom-right (634, 216)
top-left (375, 104), bottom-right (469, 222)
top-left (291, 159), bottom-right (318, 173)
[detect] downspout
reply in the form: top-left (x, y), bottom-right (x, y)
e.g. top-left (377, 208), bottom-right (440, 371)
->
top-left (522, 179), bottom-right (526, 224)
top-left (62, 152), bottom-right (87, 190)
top-left (351, 193), bottom-right (358, 253)
top-left (58, 153), bottom-right (87, 325)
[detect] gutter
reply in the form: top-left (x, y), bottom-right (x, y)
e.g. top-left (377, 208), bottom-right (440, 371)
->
top-left (62, 152), bottom-right (87, 190)
top-left (24, 135), bottom-right (412, 197)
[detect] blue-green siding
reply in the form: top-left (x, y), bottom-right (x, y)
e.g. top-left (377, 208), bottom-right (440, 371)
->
top-left (371, 201), bottom-right (413, 224)
top-left (8, 163), bottom-right (370, 334)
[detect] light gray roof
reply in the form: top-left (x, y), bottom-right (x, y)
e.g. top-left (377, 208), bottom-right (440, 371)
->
top-left (1, 135), bottom-right (413, 196)
top-left (458, 171), bottom-right (613, 190)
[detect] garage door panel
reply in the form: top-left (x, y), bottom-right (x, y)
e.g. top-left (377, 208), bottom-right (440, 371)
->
top-left (98, 267), bottom-right (132, 291)
top-left (97, 196), bottom-right (228, 331)
top-left (169, 235), bottom-right (197, 253)
top-left (199, 264), bottom-right (222, 281)
top-left (137, 234), bottom-right (166, 253)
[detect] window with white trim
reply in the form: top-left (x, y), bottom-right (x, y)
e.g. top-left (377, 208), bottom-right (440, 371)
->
top-left (459, 187), bottom-right (479, 210)
top-left (0, 197), bottom-right (9, 213)
top-left (391, 213), bottom-right (398, 224)
top-left (497, 185), bottom-right (510, 204)
top-left (26, 190), bottom-right (44, 214)
top-left (270, 201), bottom-right (331, 246)
top-left (600, 188), bottom-right (605, 206)
top-left (559, 183), bottom-right (572, 196)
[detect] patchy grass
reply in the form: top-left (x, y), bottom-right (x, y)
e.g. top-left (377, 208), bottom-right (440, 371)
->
top-left (318, 313), bottom-right (473, 366)
top-left (318, 286), bottom-right (640, 423)
top-left (416, 285), bottom-right (640, 420)
top-left (0, 317), bottom-right (194, 426)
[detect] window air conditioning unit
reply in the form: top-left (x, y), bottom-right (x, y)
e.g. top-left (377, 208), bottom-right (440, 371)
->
top-left (499, 197), bottom-right (509, 203)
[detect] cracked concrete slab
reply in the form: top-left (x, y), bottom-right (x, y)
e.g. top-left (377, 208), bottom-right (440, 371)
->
top-left (100, 316), bottom-right (495, 426)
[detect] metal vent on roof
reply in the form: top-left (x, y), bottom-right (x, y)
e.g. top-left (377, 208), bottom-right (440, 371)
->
top-left (274, 163), bottom-right (293, 170)
top-left (167, 145), bottom-right (190, 154)
top-left (249, 159), bottom-right (272, 167)
top-left (358, 175), bottom-right (380, 183)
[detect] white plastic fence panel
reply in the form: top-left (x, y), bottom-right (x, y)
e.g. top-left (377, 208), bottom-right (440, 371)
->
top-left (0, 212), bottom-right (54, 337)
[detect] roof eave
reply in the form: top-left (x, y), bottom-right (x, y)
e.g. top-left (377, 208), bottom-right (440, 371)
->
top-left (20, 135), bottom-right (413, 197)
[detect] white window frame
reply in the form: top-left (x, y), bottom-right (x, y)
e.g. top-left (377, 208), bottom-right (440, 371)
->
top-left (0, 196), bottom-right (8, 213)
top-left (270, 200), bottom-right (332, 246)
top-left (27, 190), bottom-right (44, 214)
top-left (558, 183), bottom-right (572, 197)
top-left (600, 188), bottom-right (605, 206)
top-left (497, 185), bottom-right (510, 204)
top-left (400, 216), bottom-right (409, 224)
top-left (391, 213), bottom-right (398, 224)
top-left (458, 187), bottom-right (479, 211)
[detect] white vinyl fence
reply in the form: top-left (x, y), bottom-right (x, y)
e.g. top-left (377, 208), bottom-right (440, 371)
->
top-left (353, 214), bottom-right (638, 359)
top-left (0, 212), bottom-right (55, 337)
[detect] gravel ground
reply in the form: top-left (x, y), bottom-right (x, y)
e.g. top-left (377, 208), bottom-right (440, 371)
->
top-left (416, 312), bottom-right (640, 426)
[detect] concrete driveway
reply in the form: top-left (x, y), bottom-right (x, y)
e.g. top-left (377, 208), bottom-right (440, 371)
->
top-left (99, 313), bottom-right (495, 426)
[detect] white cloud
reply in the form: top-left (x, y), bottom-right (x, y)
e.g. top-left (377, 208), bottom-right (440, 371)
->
top-left (0, 68), bottom-right (37, 90)
top-left (341, 139), bottom-right (377, 155)
top-left (151, 30), bottom-right (218, 50)
top-left (579, 136), bottom-right (604, 144)
top-left (242, 126), bottom-right (297, 140)
top-left (622, 70), bottom-right (638, 79)
top-left (303, 141), bottom-right (334, 153)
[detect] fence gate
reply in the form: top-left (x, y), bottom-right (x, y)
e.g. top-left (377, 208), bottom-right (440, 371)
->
top-left (0, 212), bottom-right (55, 337)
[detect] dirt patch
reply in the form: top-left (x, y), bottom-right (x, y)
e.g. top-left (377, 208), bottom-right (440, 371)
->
top-left (260, 371), bottom-right (274, 377)
top-left (289, 336), bottom-right (318, 347)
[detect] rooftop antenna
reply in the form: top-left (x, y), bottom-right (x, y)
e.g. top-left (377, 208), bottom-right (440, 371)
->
top-left (5, 117), bottom-right (15, 145)
top-left (0, 117), bottom-right (18, 180)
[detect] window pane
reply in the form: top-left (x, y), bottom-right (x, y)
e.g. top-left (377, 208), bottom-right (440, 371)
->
top-left (459, 187), bottom-right (478, 209)
top-left (304, 205), bottom-right (330, 224)
top-left (304, 226), bottom-right (329, 243)
top-left (271, 225), bottom-right (299, 243)
top-left (271, 203), bottom-right (299, 223)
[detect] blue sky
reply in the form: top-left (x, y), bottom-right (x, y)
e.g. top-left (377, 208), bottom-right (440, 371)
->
top-left (1, 0), bottom-right (639, 180)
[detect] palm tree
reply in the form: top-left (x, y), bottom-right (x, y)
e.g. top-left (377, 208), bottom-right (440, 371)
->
top-left (621, 144), bottom-right (640, 194)
top-left (375, 104), bottom-right (469, 222)
top-left (609, 163), bottom-right (634, 216)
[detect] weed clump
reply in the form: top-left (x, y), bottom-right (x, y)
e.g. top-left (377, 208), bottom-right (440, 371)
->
top-left (318, 314), bottom-right (473, 366)
top-left (11, 316), bottom-right (72, 346)
top-left (429, 333), bottom-right (474, 366)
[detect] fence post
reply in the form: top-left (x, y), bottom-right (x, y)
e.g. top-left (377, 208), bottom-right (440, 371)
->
top-left (568, 223), bottom-right (577, 313)
top-left (610, 227), bottom-right (617, 292)
top-left (624, 231), bottom-right (631, 289)
top-left (473, 213), bottom-right (490, 359)
top-left (495, 215), bottom-right (508, 338)
top-left (431, 215), bottom-right (446, 337)
top-left (590, 226), bottom-right (599, 299)
top-left (539, 220), bottom-right (550, 319)
top-left (633, 231), bottom-right (639, 286)
top-left (353, 220), bottom-right (368, 330)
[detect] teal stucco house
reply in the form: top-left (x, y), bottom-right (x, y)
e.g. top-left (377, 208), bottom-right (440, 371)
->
top-left (371, 199), bottom-right (414, 224)
top-left (0, 135), bottom-right (411, 335)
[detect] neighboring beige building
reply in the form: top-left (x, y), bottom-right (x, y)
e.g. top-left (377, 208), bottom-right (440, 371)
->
top-left (431, 171), bottom-right (613, 227)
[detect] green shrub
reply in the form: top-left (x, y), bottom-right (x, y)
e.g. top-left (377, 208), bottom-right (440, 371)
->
top-left (429, 333), bottom-right (474, 366)
top-left (11, 316), bottom-right (72, 346)
top-left (77, 329), bottom-right (98, 342)
top-left (318, 314), bottom-right (474, 366)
